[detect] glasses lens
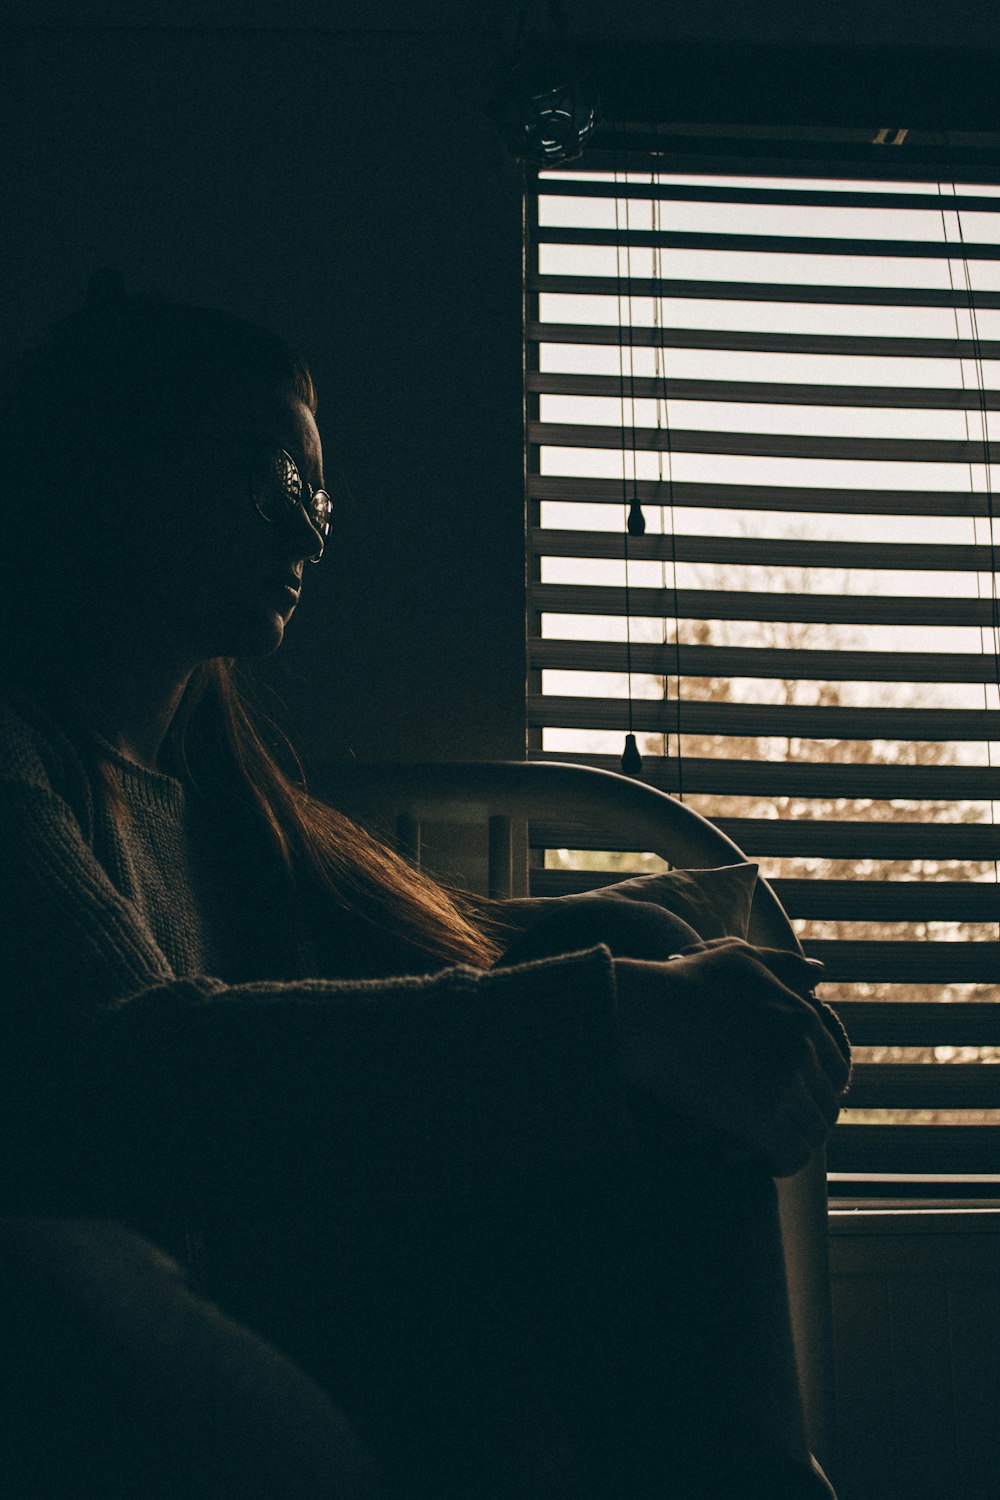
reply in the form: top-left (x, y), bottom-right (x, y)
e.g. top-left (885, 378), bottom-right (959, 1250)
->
top-left (308, 490), bottom-right (332, 538)
top-left (253, 449), bottom-right (301, 522)
top-left (253, 449), bottom-right (329, 561)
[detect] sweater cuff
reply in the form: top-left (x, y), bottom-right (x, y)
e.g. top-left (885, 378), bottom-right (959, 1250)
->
top-left (355, 943), bottom-right (638, 1203)
top-left (116, 973), bottom-right (229, 1009)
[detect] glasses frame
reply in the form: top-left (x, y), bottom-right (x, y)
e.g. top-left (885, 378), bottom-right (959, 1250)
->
top-left (250, 447), bottom-right (332, 565)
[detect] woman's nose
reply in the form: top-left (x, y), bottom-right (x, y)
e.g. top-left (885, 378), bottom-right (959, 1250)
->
top-left (284, 498), bottom-right (325, 564)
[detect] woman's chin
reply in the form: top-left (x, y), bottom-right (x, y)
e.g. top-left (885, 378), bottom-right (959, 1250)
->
top-left (247, 609), bottom-right (288, 657)
top-left (213, 606), bottom-right (289, 660)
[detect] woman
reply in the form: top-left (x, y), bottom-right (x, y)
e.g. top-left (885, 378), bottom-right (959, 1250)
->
top-left (0, 272), bottom-right (848, 1498)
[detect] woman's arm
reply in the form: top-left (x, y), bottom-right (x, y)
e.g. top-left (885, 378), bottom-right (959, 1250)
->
top-left (0, 756), bottom-right (846, 1223)
top-left (76, 950), bottom-right (631, 1222)
top-left (0, 782), bottom-right (176, 1022)
top-left (0, 776), bottom-right (634, 1221)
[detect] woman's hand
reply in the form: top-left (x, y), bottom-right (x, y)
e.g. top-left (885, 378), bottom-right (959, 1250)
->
top-left (614, 940), bottom-right (850, 1178)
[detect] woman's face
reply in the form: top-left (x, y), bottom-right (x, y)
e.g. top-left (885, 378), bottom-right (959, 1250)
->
top-left (111, 390), bottom-right (327, 665)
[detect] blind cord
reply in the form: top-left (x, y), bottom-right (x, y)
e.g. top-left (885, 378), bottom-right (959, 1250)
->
top-left (940, 134), bottom-right (1000, 943)
top-left (650, 113), bottom-right (685, 802)
top-left (615, 118), bottom-right (643, 777)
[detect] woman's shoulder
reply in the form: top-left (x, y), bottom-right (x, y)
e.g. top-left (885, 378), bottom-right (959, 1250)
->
top-left (0, 691), bottom-right (96, 830)
top-left (0, 692), bottom-right (61, 786)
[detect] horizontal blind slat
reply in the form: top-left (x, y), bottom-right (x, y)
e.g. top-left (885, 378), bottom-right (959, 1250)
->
top-left (528, 818), bottom-right (1000, 860)
top-left (529, 321), bottom-right (1000, 359)
top-left (528, 370), bottom-right (1000, 411)
top-left (529, 694), bottom-right (1000, 740)
top-left (833, 1002), bottom-right (1000, 1045)
top-left (531, 530), bottom-right (1000, 575)
top-left (537, 179), bottom-right (1000, 214)
top-left (770, 878), bottom-right (1000, 921)
top-left (531, 420), bottom-right (1000, 465)
top-left (529, 475), bottom-right (998, 518)
top-left (530, 273), bottom-right (1000, 310)
top-left (531, 583), bottom-right (1000, 627)
top-left (717, 819), bottom-right (1000, 859)
top-left (844, 1065), bottom-right (1000, 1110)
top-left (800, 940), bottom-right (1000, 982)
top-left (561, 137), bottom-right (1000, 182)
top-left (827, 1127), bottom-right (1000, 1175)
top-left (530, 638), bottom-right (1000, 685)
top-left (537, 225), bottom-right (1000, 260)
top-left (528, 749), bottom-right (1000, 801)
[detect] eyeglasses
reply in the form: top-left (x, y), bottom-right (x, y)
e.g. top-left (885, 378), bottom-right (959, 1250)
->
top-left (250, 447), bottom-right (332, 564)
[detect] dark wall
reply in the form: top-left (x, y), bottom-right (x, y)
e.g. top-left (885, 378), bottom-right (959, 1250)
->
top-left (1, 27), bottom-right (526, 767)
top-left (4, 15), bottom-right (998, 770)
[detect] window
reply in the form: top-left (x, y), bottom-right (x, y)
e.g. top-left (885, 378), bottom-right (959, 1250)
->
top-left (524, 124), bottom-right (1000, 1200)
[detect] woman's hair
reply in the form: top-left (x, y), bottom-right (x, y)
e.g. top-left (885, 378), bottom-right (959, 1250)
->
top-left (0, 273), bottom-right (501, 969)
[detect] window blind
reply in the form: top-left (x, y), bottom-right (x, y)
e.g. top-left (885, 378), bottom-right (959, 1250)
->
top-left (524, 125), bottom-right (1000, 1192)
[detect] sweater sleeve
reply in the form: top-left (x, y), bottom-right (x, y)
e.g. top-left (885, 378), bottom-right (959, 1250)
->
top-left (0, 695), bottom-right (177, 1025)
top-left (73, 950), bottom-right (632, 1221)
top-left (0, 782), bottom-right (177, 1022)
top-left (0, 743), bottom-right (634, 1219)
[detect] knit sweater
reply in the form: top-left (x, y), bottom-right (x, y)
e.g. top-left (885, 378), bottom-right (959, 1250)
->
top-left (0, 693), bottom-right (632, 1224)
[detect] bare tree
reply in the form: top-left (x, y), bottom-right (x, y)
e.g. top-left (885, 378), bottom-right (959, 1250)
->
top-left (547, 564), bottom-right (1000, 1123)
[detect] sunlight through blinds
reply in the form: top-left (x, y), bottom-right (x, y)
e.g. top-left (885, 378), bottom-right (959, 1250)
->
top-left (525, 125), bottom-right (1000, 1187)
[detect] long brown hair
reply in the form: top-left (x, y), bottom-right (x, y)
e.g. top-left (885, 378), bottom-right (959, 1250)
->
top-left (169, 657), bottom-right (502, 968)
top-left (0, 274), bottom-right (501, 969)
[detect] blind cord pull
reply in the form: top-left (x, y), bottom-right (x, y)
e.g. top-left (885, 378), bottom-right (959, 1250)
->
top-left (621, 732), bottom-right (643, 777)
